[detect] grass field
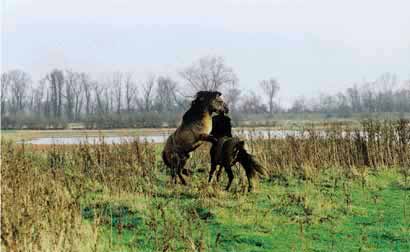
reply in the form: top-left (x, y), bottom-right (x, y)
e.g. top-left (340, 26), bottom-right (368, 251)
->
top-left (2, 119), bottom-right (410, 251)
top-left (83, 170), bottom-right (410, 252)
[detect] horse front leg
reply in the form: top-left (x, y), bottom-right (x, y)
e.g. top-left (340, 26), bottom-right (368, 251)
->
top-left (246, 173), bottom-right (253, 192)
top-left (199, 134), bottom-right (217, 144)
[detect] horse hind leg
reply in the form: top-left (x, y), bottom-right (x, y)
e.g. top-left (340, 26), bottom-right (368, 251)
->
top-left (168, 154), bottom-right (184, 185)
top-left (208, 162), bottom-right (217, 183)
top-left (171, 168), bottom-right (178, 184)
top-left (225, 165), bottom-right (234, 191)
top-left (165, 153), bottom-right (177, 184)
top-left (177, 158), bottom-right (188, 185)
top-left (209, 145), bottom-right (219, 183)
top-left (170, 163), bottom-right (179, 184)
top-left (216, 166), bottom-right (223, 182)
top-left (178, 170), bottom-right (187, 185)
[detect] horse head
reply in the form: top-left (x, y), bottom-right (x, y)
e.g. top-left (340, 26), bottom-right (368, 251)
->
top-left (193, 91), bottom-right (229, 114)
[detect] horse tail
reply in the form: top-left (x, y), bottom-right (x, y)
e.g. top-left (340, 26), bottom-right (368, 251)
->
top-left (237, 142), bottom-right (266, 178)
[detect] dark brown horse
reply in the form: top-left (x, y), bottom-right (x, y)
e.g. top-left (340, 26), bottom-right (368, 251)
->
top-left (162, 91), bottom-right (228, 184)
top-left (208, 113), bottom-right (265, 192)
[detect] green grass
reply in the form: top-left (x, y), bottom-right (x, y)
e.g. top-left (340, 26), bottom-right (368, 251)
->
top-left (81, 169), bottom-right (410, 252)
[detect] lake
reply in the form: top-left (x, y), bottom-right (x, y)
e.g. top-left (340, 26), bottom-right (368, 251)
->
top-left (18, 129), bottom-right (305, 145)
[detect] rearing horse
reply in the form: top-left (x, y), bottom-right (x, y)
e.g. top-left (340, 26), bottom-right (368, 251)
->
top-left (162, 91), bottom-right (228, 184)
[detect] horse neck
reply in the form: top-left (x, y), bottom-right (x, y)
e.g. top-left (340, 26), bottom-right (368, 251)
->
top-left (182, 104), bottom-right (211, 124)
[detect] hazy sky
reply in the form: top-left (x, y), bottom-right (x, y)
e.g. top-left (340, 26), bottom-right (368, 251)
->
top-left (2, 0), bottom-right (410, 105)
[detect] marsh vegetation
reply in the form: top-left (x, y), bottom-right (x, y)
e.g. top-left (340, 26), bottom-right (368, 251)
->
top-left (2, 120), bottom-right (410, 251)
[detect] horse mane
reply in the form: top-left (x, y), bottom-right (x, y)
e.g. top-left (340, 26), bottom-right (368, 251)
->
top-left (182, 91), bottom-right (222, 123)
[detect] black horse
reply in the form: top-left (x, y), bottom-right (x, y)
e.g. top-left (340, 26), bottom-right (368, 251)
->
top-left (208, 113), bottom-right (265, 192)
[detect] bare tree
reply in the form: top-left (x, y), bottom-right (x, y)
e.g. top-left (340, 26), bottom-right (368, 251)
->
top-left (179, 56), bottom-right (237, 92)
top-left (5, 70), bottom-right (31, 115)
top-left (335, 92), bottom-right (350, 116)
top-left (42, 77), bottom-right (52, 118)
top-left (82, 76), bottom-right (93, 116)
top-left (64, 70), bottom-right (86, 120)
top-left (318, 94), bottom-right (337, 113)
top-left (138, 75), bottom-right (155, 112)
top-left (347, 85), bottom-right (361, 112)
top-left (108, 87), bottom-right (115, 113)
top-left (32, 79), bottom-right (46, 115)
top-left (361, 82), bottom-right (376, 113)
top-left (375, 73), bottom-right (396, 112)
top-left (94, 83), bottom-right (105, 114)
top-left (46, 70), bottom-right (64, 118)
top-left (239, 91), bottom-right (267, 114)
top-left (124, 73), bottom-right (137, 113)
top-left (72, 73), bottom-right (85, 120)
top-left (64, 70), bottom-right (79, 120)
top-left (224, 83), bottom-right (241, 112)
top-left (112, 72), bottom-right (123, 114)
top-left (259, 78), bottom-right (280, 114)
top-left (105, 86), bottom-right (113, 114)
top-left (1, 73), bottom-right (10, 116)
top-left (155, 76), bottom-right (178, 112)
top-left (396, 79), bottom-right (410, 112)
top-left (289, 96), bottom-right (309, 113)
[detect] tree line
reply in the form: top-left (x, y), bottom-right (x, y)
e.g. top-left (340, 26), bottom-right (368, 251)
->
top-left (289, 73), bottom-right (410, 117)
top-left (1, 56), bottom-right (409, 129)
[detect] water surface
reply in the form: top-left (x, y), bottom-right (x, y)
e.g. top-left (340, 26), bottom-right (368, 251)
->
top-left (18, 129), bottom-right (304, 145)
